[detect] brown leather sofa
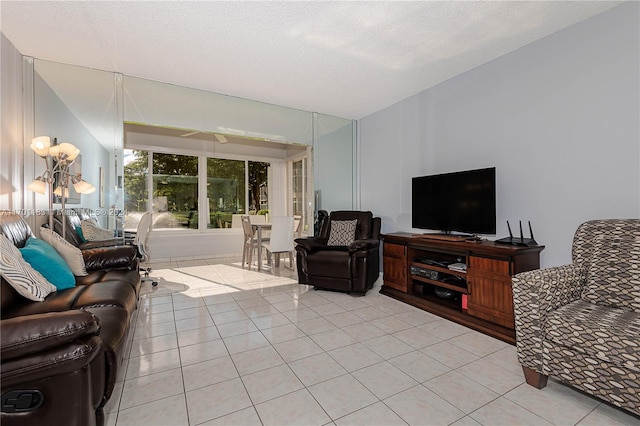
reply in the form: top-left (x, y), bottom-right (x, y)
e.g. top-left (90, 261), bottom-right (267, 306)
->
top-left (52, 208), bottom-right (123, 250)
top-left (0, 211), bottom-right (141, 426)
top-left (295, 210), bottom-right (381, 294)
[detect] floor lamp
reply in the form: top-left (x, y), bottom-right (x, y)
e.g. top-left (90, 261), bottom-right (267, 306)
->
top-left (27, 136), bottom-right (96, 238)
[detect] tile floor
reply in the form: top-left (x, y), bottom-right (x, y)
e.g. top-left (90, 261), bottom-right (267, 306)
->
top-left (104, 257), bottom-right (639, 426)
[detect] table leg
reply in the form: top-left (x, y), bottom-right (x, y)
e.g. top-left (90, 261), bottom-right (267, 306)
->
top-left (257, 226), bottom-right (263, 271)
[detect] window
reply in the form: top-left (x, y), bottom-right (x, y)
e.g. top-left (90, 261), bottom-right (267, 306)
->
top-left (123, 149), bottom-right (148, 230)
top-left (152, 153), bottom-right (198, 229)
top-left (124, 150), bottom-right (272, 230)
top-left (206, 158), bottom-right (245, 229)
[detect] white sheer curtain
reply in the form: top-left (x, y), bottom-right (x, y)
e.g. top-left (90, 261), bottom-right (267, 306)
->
top-left (267, 162), bottom-right (287, 216)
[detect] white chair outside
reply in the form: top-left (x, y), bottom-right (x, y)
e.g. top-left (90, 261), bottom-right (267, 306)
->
top-left (293, 215), bottom-right (303, 238)
top-left (241, 215), bottom-right (260, 269)
top-left (134, 211), bottom-right (158, 286)
top-left (262, 216), bottom-right (295, 269)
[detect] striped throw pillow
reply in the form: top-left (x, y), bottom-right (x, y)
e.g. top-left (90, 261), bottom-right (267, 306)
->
top-left (0, 234), bottom-right (56, 301)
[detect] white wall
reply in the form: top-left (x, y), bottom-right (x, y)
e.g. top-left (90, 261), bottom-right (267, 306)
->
top-left (360, 3), bottom-right (640, 268)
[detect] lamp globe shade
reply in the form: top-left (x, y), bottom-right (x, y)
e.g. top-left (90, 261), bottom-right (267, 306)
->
top-left (30, 136), bottom-right (51, 157)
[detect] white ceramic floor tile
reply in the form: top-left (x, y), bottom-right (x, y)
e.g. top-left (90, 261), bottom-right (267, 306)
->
top-left (392, 326), bottom-right (442, 349)
top-left (182, 356), bottom-right (238, 392)
top-left (389, 350), bottom-right (451, 383)
top-left (223, 330), bottom-right (270, 354)
top-left (361, 334), bottom-right (414, 359)
top-left (241, 364), bottom-right (304, 405)
top-left (470, 396), bottom-right (553, 425)
top-left (288, 352), bottom-right (348, 387)
top-left (185, 378), bottom-right (253, 425)
top-left (420, 340), bottom-right (480, 369)
top-left (255, 388), bottom-right (331, 426)
top-left (128, 331), bottom-right (178, 358)
top-left (231, 345), bottom-right (284, 376)
top-left (260, 323), bottom-right (306, 344)
top-left (198, 407), bottom-right (262, 425)
top-left (448, 330), bottom-right (509, 357)
top-left (113, 258), bottom-right (635, 426)
top-left (504, 381), bottom-right (601, 425)
top-left (273, 336), bottom-right (324, 362)
top-left (307, 374), bottom-right (379, 420)
top-left (369, 316), bottom-right (414, 333)
top-left (179, 338), bottom-right (229, 366)
top-left (351, 361), bottom-right (419, 399)
top-left (384, 385), bottom-right (465, 426)
top-left (310, 328), bottom-right (358, 351)
top-left (125, 348), bottom-right (181, 380)
top-left (120, 367), bottom-right (184, 410)
top-left (425, 370), bottom-right (499, 414)
top-left (334, 401), bottom-right (407, 426)
top-left (328, 343), bottom-right (384, 372)
top-left (176, 326), bottom-right (221, 347)
top-left (216, 318), bottom-right (259, 338)
top-left (116, 394), bottom-right (189, 426)
top-left (456, 357), bottom-right (525, 394)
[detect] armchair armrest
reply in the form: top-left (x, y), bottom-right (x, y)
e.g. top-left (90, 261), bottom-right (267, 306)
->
top-left (82, 245), bottom-right (138, 272)
top-left (512, 264), bottom-right (587, 373)
top-left (1, 310), bottom-right (100, 361)
top-left (294, 237), bottom-right (327, 253)
top-left (349, 238), bottom-right (380, 252)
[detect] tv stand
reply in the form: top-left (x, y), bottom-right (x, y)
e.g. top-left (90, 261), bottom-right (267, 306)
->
top-left (417, 233), bottom-right (479, 242)
top-left (382, 233), bottom-right (544, 344)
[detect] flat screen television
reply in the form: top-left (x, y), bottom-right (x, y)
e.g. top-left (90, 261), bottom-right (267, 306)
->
top-left (412, 167), bottom-right (496, 235)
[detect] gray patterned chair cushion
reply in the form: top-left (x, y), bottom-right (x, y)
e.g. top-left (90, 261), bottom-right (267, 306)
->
top-left (546, 299), bottom-right (640, 372)
top-left (327, 220), bottom-right (357, 246)
top-left (582, 236), bottom-right (640, 311)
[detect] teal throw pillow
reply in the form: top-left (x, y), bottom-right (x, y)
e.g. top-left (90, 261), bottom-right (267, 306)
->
top-left (76, 226), bottom-right (87, 242)
top-left (19, 238), bottom-right (76, 290)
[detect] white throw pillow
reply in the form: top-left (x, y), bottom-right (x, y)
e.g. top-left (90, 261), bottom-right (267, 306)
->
top-left (0, 234), bottom-right (56, 301)
top-left (40, 227), bottom-right (88, 276)
top-left (327, 220), bottom-right (357, 246)
top-left (81, 219), bottom-right (114, 241)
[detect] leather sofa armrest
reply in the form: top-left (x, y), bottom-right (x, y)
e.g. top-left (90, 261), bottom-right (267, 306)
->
top-left (82, 245), bottom-right (138, 272)
top-left (294, 237), bottom-right (327, 253)
top-left (79, 238), bottom-right (124, 250)
top-left (1, 310), bottom-right (100, 361)
top-left (349, 238), bottom-right (380, 252)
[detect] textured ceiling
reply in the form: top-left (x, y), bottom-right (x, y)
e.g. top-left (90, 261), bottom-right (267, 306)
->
top-left (1, 1), bottom-right (621, 120)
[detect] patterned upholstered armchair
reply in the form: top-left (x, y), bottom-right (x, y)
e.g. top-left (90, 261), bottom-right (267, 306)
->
top-left (512, 219), bottom-right (639, 416)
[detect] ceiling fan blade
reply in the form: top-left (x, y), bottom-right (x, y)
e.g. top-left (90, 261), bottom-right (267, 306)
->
top-left (214, 134), bottom-right (228, 143)
top-left (180, 131), bottom-right (199, 137)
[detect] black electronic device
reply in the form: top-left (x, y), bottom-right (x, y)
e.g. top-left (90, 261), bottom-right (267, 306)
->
top-left (495, 220), bottom-right (538, 247)
top-left (412, 167), bottom-right (496, 235)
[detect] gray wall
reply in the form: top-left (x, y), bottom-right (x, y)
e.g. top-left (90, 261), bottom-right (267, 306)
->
top-left (359, 3), bottom-right (639, 268)
top-left (1, 34), bottom-right (24, 212)
top-left (34, 72), bottom-right (111, 227)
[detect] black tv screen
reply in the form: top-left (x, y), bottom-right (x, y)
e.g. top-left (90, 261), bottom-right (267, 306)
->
top-left (412, 167), bottom-right (496, 235)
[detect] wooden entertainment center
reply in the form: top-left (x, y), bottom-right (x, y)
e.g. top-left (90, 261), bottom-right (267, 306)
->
top-left (381, 233), bottom-right (544, 344)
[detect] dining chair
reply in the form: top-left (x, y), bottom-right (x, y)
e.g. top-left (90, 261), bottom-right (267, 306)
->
top-left (262, 216), bottom-right (295, 269)
top-left (241, 215), bottom-right (257, 269)
top-left (293, 215), bottom-right (303, 238)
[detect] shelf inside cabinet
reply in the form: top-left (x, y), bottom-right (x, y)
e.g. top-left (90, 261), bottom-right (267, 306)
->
top-left (411, 275), bottom-right (468, 294)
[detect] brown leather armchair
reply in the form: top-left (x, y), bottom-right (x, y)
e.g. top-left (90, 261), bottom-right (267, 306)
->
top-left (295, 211), bottom-right (381, 295)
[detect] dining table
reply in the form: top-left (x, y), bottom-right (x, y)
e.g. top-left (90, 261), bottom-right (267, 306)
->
top-left (252, 222), bottom-right (272, 271)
